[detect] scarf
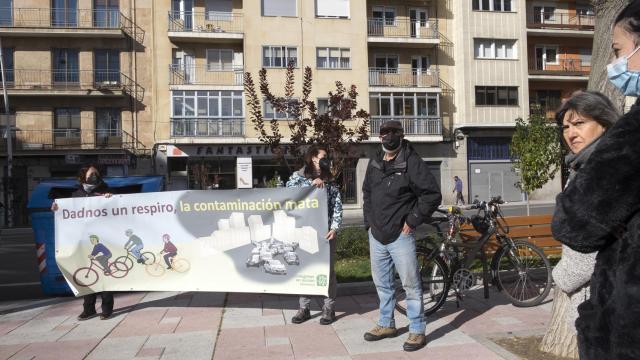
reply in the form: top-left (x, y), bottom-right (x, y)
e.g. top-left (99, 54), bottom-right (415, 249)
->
top-left (564, 136), bottom-right (602, 188)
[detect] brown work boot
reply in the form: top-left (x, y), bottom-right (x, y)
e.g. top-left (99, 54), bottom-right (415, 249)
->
top-left (403, 333), bottom-right (427, 352)
top-left (363, 325), bottom-right (398, 341)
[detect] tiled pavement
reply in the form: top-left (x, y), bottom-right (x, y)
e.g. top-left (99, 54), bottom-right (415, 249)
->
top-left (0, 287), bottom-right (553, 359)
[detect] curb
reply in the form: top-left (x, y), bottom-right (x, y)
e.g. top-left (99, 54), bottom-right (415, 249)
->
top-left (336, 281), bottom-right (376, 296)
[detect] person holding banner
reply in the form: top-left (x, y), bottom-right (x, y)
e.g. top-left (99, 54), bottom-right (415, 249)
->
top-left (287, 144), bottom-right (343, 325)
top-left (363, 120), bottom-right (441, 352)
top-left (51, 164), bottom-right (115, 321)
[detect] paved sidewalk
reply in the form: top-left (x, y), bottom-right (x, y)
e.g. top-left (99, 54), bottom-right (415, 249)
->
top-left (0, 287), bottom-right (553, 360)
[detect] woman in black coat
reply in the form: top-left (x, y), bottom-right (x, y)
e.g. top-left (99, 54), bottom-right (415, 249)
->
top-left (551, 2), bottom-right (640, 359)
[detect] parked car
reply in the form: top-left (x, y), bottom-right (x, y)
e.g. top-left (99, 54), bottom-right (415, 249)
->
top-left (246, 254), bottom-right (260, 267)
top-left (264, 259), bottom-right (287, 275)
top-left (283, 251), bottom-right (299, 265)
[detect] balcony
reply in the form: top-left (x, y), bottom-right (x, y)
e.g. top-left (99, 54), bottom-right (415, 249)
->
top-left (0, 8), bottom-right (144, 41)
top-left (171, 118), bottom-right (245, 137)
top-left (367, 18), bottom-right (439, 46)
top-left (1, 69), bottom-right (144, 100)
top-left (369, 68), bottom-right (440, 91)
top-left (168, 11), bottom-right (243, 42)
top-left (528, 58), bottom-right (590, 81)
top-left (0, 129), bottom-right (144, 153)
top-left (527, 12), bottom-right (595, 37)
top-left (169, 65), bottom-right (243, 88)
top-left (370, 117), bottom-right (442, 136)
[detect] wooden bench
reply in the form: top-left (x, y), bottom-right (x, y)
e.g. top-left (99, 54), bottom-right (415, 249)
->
top-left (459, 214), bottom-right (562, 257)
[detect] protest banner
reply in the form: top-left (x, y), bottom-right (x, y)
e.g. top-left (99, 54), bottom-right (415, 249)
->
top-left (54, 187), bottom-right (330, 296)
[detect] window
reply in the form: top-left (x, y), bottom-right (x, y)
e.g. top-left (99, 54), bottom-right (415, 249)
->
top-left (54, 108), bottom-right (81, 135)
top-left (369, 93), bottom-right (439, 117)
top-left (580, 48), bottom-right (592, 67)
top-left (0, 48), bottom-right (13, 82)
top-left (264, 98), bottom-right (297, 119)
top-left (94, 49), bottom-right (120, 83)
top-left (475, 39), bottom-right (517, 59)
top-left (262, 0), bottom-right (296, 17)
top-left (0, 1), bottom-right (12, 26)
top-left (206, 0), bottom-right (232, 20)
top-left (95, 108), bottom-right (121, 138)
top-left (263, 46), bottom-right (297, 68)
top-left (533, 6), bottom-right (555, 23)
top-left (475, 86), bottom-right (518, 106)
top-left (93, 0), bottom-right (119, 28)
top-left (171, 90), bottom-right (243, 136)
top-left (374, 55), bottom-right (399, 72)
top-left (530, 90), bottom-right (561, 111)
top-left (473, 0), bottom-right (511, 11)
top-left (53, 48), bottom-right (79, 83)
top-left (372, 6), bottom-right (395, 26)
top-left (206, 49), bottom-right (233, 71)
top-left (52, 0), bottom-right (78, 27)
top-left (316, 0), bottom-right (349, 18)
top-left (317, 98), bottom-right (329, 115)
top-left (317, 47), bottom-right (350, 69)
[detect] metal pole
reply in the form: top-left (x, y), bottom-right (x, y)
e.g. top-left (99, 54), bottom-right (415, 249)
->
top-left (0, 37), bottom-right (13, 228)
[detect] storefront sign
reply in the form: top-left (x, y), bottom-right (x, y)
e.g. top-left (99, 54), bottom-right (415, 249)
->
top-left (236, 157), bottom-right (252, 189)
top-left (168, 145), bottom-right (292, 157)
top-left (54, 188), bottom-right (330, 296)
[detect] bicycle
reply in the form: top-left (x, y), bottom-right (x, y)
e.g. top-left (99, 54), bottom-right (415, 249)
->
top-left (72, 257), bottom-right (130, 287)
top-left (145, 253), bottom-right (191, 277)
top-left (395, 196), bottom-right (552, 317)
top-left (115, 248), bottom-right (156, 269)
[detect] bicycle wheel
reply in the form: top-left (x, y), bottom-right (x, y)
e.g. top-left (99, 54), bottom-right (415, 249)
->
top-left (115, 255), bottom-right (133, 270)
top-left (493, 240), bottom-right (552, 307)
top-left (73, 267), bottom-right (99, 287)
top-left (172, 258), bottom-right (191, 273)
top-left (141, 252), bottom-right (156, 265)
top-left (145, 262), bottom-right (165, 277)
top-left (109, 260), bottom-right (130, 278)
top-left (395, 253), bottom-right (450, 317)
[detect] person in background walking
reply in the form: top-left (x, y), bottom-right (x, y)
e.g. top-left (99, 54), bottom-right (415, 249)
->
top-left (287, 144), bottom-right (342, 325)
top-left (362, 120), bottom-right (441, 352)
top-left (51, 164), bottom-right (114, 321)
top-left (551, 2), bottom-right (640, 358)
top-left (452, 176), bottom-right (465, 205)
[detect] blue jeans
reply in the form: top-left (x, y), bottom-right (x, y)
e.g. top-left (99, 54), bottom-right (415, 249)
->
top-left (130, 244), bottom-right (143, 259)
top-left (369, 230), bottom-right (426, 334)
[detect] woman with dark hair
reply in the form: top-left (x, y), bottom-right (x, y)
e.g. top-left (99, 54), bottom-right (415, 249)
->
top-left (51, 164), bottom-right (115, 320)
top-left (541, 91), bottom-right (619, 358)
top-left (551, 2), bottom-right (640, 358)
top-left (286, 144), bottom-right (342, 325)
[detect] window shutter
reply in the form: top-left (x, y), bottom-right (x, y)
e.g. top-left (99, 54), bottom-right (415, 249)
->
top-left (263, 0), bottom-right (296, 17)
top-left (316, 0), bottom-right (349, 18)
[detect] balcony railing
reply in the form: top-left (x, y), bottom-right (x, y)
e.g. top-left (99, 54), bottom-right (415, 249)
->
top-left (367, 18), bottom-right (438, 39)
top-left (527, 12), bottom-right (595, 30)
top-left (1, 69), bottom-right (143, 99)
top-left (370, 117), bottom-right (442, 136)
top-left (529, 58), bottom-right (590, 76)
top-left (169, 65), bottom-right (243, 86)
top-left (168, 11), bottom-right (243, 34)
top-left (369, 68), bottom-right (440, 88)
top-left (0, 129), bottom-right (144, 151)
top-left (171, 118), bottom-right (245, 137)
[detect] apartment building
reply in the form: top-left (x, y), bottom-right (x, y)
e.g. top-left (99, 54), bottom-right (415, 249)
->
top-left (451, 0), bottom-right (592, 202)
top-left (0, 0), bottom-right (152, 226)
top-left (154, 0), bottom-right (455, 210)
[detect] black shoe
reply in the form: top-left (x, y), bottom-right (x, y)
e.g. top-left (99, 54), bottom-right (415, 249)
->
top-left (137, 259), bottom-right (144, 264)
top-left (100, 313), bottom-right (113, 320)
top-left (319, 308), bottom-right (335, 325)
top-left (167, 266), bottom-right (172, 270)
top-left (291, 308), bottom-right (311, 324)
top-left (77, 311), bottom-right (97, 321)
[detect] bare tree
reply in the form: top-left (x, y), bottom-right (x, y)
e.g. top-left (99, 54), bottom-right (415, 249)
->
top-left (587, 0), bottom-right (631, 110)
top-left (244, 61), bottom-right (369, 182)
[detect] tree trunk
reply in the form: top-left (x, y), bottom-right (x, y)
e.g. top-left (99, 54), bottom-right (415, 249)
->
top-left (587, 0), bottom-right (631, 111)
top-left (539, 286), bottom-right (579, 359)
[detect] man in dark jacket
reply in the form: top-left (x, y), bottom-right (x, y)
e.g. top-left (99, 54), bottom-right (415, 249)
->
top-left (362, 120), bottom-right (442, 352)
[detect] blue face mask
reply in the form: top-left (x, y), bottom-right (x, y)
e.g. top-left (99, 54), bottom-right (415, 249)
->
top-left (607, 46), bottom-right (640, 96)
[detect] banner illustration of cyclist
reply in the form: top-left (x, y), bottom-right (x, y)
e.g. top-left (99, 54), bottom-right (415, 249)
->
top-left (54, 187), bottom-right (329, 296)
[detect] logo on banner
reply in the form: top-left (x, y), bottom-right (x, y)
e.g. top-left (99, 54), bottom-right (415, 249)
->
top-left (316, 274), bottom-right (328, 287)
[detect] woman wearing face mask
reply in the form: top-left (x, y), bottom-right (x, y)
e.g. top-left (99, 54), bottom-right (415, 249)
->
top-left (541, 91), bottom-right (619, 359)
top-left (551, 2), bottom-right (640, 358)
top-left (51, 164), bottom-right (114, 321)
top-left (287, 144), bottom-right (343, 325)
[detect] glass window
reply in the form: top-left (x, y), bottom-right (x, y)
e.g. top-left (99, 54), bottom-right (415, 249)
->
top-left (475, 39), bottom-right (516, 59)
top-left (207, 49), bottom-right (233, 71)
top-left (316, 47), bottom-right (350, 69)
top-left (580, 48), bottom-right (592, 66)
top-left (0, 1), bottom-right (12, 26)
top-left (317, 99), bottom-right (329, 115)
top-left (263, 46), bottom-right (298, 68)
top-left (476, 86), bottom-right (518, 106)
top-left (53, 48), bottom-right (79, 83)
top-left (94, 49), bottom-right (120, 83)
top-left (95, 108), bottom-right (121, 137)
top-left (0, 48), bottom-right (13, 82)
top-left (262, 0), bottom-right (296, 17)
top-left (372, 6), bottom-right (395, 25)
top-left (54, 108), bottom-right (81, 131)
top-left (380, 98), bottom-right (391, 116)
